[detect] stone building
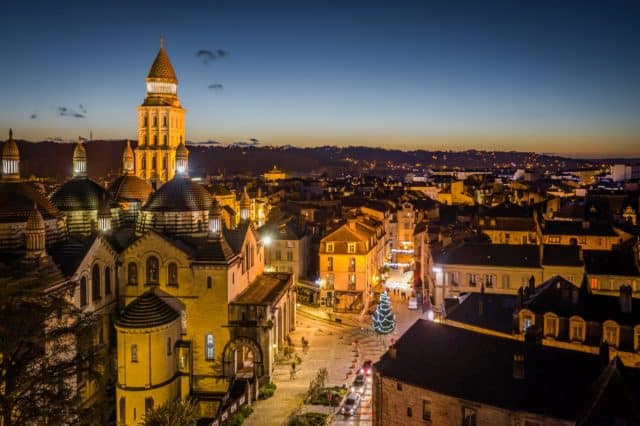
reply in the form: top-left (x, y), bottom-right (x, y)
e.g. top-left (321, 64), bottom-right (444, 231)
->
top-left (373, 320), bottom-right (640, 425)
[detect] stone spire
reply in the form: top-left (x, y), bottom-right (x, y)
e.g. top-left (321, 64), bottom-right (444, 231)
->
top-left (2, 128), bottom-right (20, 180)
top-left (72, 138), bottom-right (87, 178)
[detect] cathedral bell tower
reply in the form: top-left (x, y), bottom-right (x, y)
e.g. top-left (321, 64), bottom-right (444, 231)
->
top-left (135, 38), bottom-right (185, 187)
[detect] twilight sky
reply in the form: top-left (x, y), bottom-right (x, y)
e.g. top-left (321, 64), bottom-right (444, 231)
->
top-left (1, 0), bottom-right (640, 157)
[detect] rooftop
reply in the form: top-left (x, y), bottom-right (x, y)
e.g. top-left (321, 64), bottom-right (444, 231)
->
top-left (231, 273), bottom-right (292, 305)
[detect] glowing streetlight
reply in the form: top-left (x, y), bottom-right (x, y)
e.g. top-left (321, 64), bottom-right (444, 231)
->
top-left (262, 235), bottom-right (272, 246)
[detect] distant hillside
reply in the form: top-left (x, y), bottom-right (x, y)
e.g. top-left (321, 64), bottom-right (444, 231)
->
top-left (5, 139), bottom-right (631, 182)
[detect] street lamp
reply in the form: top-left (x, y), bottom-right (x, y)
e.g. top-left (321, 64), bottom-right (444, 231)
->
top-left (262, 235), bottom-right (273, 246)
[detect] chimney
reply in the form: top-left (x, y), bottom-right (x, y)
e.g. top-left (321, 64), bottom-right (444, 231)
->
top-left (513, 353), bottom-right (525, 380)
top-left (619, 285), bottom-right (632, 314)
top-left (347, 217), bottom-right (357, 231)
top-left (599, 341), bottom-right (610, 367)
top-left (387, 345), bottom-right (397, 360)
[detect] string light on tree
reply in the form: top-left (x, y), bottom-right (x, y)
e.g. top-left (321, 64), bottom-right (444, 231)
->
top-left (372, 291), bottom-right (396, 334)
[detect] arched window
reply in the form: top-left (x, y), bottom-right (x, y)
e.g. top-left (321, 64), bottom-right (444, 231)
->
top-left (151, 155), bottom-right (156, 170)
top-left (205, 334), bottom-right (215, 360)
top-left (168, 262), bottom-right (178, 286)
top-left (119, 398), bottom-right (126, 425)
top-left (131, 344), bottom-right (138, 362)
top-left (163, 116), bottom-right (168, 127)
top-left (105, 267), bottom-right (112, 295)
top-left (80, 277), bottom-right (87, 306)
top-left (163, 134), bottom-right (168, 145)
top-left (153, 135), bottom-right (158, 146)
top-left (145, 397), bottom-right (154, 413)
top-left (92, 264), bottom-right (101, 301)
top-left (603, 320), bottom-right (620, 347)
top-left (153, 116), bottom-right (157, 127)
top-left (543, 313), bottom-right (559, 338)
top-left (128, 262), bottom-right (138, 285)
top-left (569, 316), bottom-right (586, 342)
top-left (207, 276), bottom-right (213, 289)
top-left (147, 256), bottom-right (159, 284)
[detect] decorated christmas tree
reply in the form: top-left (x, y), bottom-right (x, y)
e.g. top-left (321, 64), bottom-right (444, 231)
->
top-left (372, 291), bottom-right (396, 334)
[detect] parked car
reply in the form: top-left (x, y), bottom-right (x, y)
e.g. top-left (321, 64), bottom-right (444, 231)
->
top-left (351, 373), bottom-right (366, 394)
top-left (408, 296), bottom-right (418, 310)
top-left (360, 359), bottom-right (373, 376)
top-left (341, 392), bottom-right (361, 416)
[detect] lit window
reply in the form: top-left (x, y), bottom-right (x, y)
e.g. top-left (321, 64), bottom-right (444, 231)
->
top-left (146, 256), bottom-right (159, 284)
top-left (326, 242), bottom-right (334, 253)
top-left (348, 243), bottom-right (356, 253)
top-left (327, 257), bottom-right (333, 272)
top-left (422, 400), bottom-right (431, 421)
top-left (348, 274), bottom-right (356, 290)
top-left (349, 257), bottom-right (356, 273)
top-left (591, 278), bottom-right (599, 289)
top-left (462, 407), bottom-right (477, 426)
top-left (544, 314), bottom-right (558, 338)
top-left (603, 321), bottom-right (619, 347)
top-left (205, 334), bottom-right (215, 360)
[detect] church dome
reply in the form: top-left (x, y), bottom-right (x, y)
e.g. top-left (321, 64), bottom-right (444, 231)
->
top-left (50, 178), bottom-right (118, 211)
top-left (144, 176), bottom-right (212, 212)
top-left (109, 175), bottom-right (153, 203)
top-left (0, 181), bottom-right (61, 223)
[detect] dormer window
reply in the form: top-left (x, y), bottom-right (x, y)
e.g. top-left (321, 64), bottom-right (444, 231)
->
top-left (603, 320), bottom-right (620, 347)
top-left (569, 316), bottom-right (585, 343)
top-left (519, 310), bottom-right (535, 332)
top-left (543, 313), bottom-right (559, 338)
top-left (347, 243), bottom-right (356, 253)
top-left (326, 243), bottom-right (334, 253)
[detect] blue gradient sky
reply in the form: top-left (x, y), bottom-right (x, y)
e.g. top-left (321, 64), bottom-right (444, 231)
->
top-left (1, 0), bottom-right (640, 156)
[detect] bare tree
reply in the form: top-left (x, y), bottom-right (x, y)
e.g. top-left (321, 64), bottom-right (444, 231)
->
top-left (0, 265), bottom-right (104, 426)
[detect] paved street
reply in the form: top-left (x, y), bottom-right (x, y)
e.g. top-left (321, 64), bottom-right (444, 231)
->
top-left (245, 291), bottom-right (423, 426)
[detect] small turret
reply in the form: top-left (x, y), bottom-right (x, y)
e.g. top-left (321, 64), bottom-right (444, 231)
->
top-left (175, 143), bottom-right (189, 176)
top-left (122, 140), bottom-right (135, 175)
top-left (98, 193), bottom-right (112, 232)
top-left (24, 204), bottom-right (46, 259)
top-left (73, 139), bottom-right (87, 178)
top-left (209, 199), bottom-right (223, 237)
top-left (240, 186), bottom-right (251, 221)
top-left (2, 128), bottom-right (20, 180)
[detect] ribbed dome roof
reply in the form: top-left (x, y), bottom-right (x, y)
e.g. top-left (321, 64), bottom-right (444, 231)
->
top-left (147, 46), bottom-right (178, 83)
top-left (50, 178), bottom-right (117, 211)
top-left (109, 175), bottom-right (153, 203)
top-left (26, 205), bottom-right (45, 230)
top-left (144, 176), bottom-right (212, 212)
top-left (0, 181), bottom-right (61, 223)
top-left (116, 291), bottom-right (180, 329)
top-left (2, 130), bottom-right (19, 159)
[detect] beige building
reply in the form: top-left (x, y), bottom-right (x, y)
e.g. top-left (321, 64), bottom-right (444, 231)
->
top-left (263, 165), bottom-right (287, 182)
top-left (319, 216), bottom-right (385, 312)
top-left (260, 216), bottom-right (311, 285)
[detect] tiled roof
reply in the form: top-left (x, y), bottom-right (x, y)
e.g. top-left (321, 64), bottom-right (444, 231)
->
top-left (108, 175), bottom-right (153, 203)
top-left (542, 220), bottom-right (618, 236)
top-left (584, 248), bottom-right (640, 276)
top-left (0, 181), bottom-right (61, 223)
top-left (147, 47), bottom-right (178, 83)
top-left (144, 177), bottom-right (212, 212)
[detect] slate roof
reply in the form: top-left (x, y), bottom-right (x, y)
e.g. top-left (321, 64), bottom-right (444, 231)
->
top-left (446, 293), bottom-right (517, 334)
top-left (434, 243), bottom-right (540, 268)
top-left (584, 248), bottom-right (640, 276)
top-left (51, 178), bottom-right (118, 211)
top-left (524, 276), bottom-right (640, 326)
top-left (542, 244), bottom-right (584, 267)
top-left (374, 320), bottom-right (640, 422)
top-left (542, 220), bottom-right (618, 236)
top-left (116, 291), bottom-right (180, 329)
top-left (48, 234), bottom-right (100, 277)
top-left (176, 235), bottom-right (236, 262)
